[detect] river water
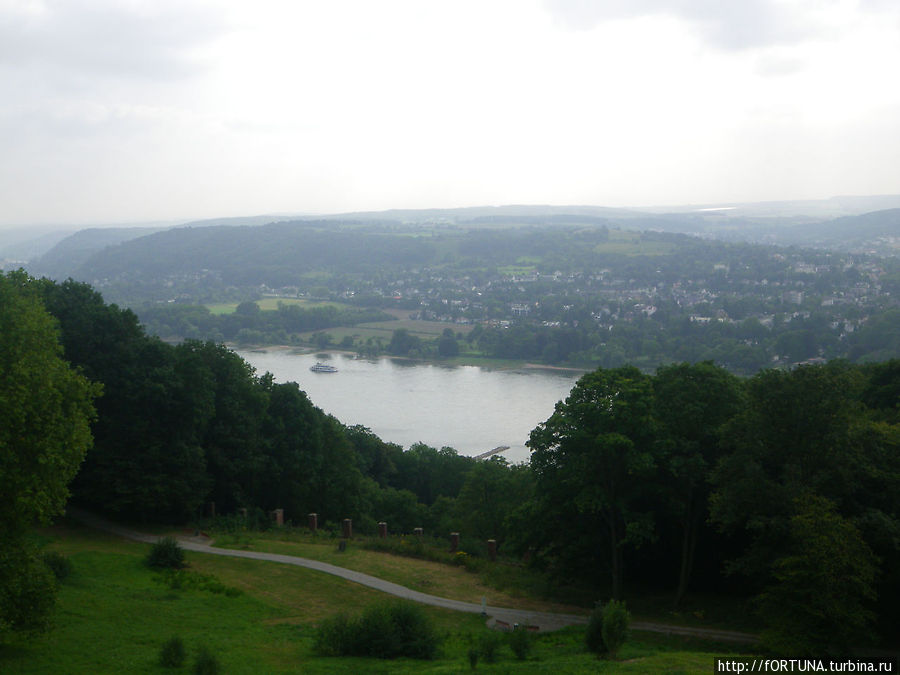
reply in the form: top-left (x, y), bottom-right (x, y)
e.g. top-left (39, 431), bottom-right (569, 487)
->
top-left (236, 350), bottom-right (581, 464)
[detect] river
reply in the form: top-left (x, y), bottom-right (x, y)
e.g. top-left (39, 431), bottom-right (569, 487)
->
top-left (236, 350), bottom-right (581, 464)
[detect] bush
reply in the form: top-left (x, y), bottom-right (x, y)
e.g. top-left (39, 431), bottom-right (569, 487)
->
top-left (193, 647), bottom-right (220, 675)
top-left (585, 602), bottom-right (607, 654)
top-left (601, 599), bottom-right (630, 658)
top-left (313, 600), bottom-right (440, 660)
top-left (159, 636), bottom-right (186, 668)
top-left (146, 537), bottom-right (186, 570)
top-left (42, 551), bottom-right (73, 581)
top-left (508, 627), bottom-right (533, 660)
top-left (478, 631), bottom-right (503, 663)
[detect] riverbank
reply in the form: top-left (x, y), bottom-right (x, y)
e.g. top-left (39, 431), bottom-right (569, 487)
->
top-left (229, 343), bottom-right (590, 375)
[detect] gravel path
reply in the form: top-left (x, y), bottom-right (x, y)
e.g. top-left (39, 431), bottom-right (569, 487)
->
top-left (68, 508), bottom-right (757, 641)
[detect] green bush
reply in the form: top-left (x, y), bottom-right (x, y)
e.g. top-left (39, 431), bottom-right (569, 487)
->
top-left (508, 627), bottom-right (533, 660)
top-left (468, 646), bottom-right (479, 669)
top-left (146, 537), bottom-right (186, 570)
top-left (193, 646), bottom-right (220, 675)
top-left (313, 600), bottom-right (440, 660)
top-left (42, 551), bottom-right (73, 581)
top-left (159, 636), bottom-right (186, 668)
top-left (584, 602), bottom-right (607, 654)
top-left (601, 599), bottom-right (630, 658)
top-left (478, 631), bottom-right (503, 663)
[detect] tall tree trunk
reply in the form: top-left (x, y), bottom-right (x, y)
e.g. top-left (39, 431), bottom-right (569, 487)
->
top-left (609, 511), bottom-right (623, 600)
top-left (674, 490), bottom-right (702, 607)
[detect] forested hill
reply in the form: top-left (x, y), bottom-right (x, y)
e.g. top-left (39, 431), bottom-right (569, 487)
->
top-left (47, 220), bottom-right (688, 298)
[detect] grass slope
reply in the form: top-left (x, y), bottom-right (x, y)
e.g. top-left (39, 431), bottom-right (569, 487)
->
top-left (0, 522), bottom-right (752, 673)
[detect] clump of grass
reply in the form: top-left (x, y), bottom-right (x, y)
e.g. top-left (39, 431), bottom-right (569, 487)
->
top-left (146, 537), bottom-right (186, 570)
top-left (159, 636), bottom-right (186, 668)
top-left (154, 569), bottom-right (242, 596)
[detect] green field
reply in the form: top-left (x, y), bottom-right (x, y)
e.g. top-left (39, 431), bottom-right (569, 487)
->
top-left (0, 522), bottom-right (754, 674)
top-left (206, 298), bottom-right (340, 315)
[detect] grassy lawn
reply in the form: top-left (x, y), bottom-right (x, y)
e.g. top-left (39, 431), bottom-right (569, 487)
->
top-left (210, 534), bottom-right (585, 615)
top-left (0, 522), bottom-right (755, 673)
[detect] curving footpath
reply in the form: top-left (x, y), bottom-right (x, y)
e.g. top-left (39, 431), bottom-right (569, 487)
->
top-left (67, 508), bottom-right (756, 642)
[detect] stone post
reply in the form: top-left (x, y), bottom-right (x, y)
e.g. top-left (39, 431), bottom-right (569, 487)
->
top-left (308, 513), bottom-right (318, 532)
top-left (450, 532), bottom-right (460, 553)
top-left (272, 508), bottom-right (284, 526)
top-left (342, 518), bottom-right (352, 539)
top-left (378, 521), bottom-right (388, 538)
top-left (487, 539), bottom-right (497, 562)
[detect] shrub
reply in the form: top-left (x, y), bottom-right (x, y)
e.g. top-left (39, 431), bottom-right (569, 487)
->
top-left (508, 627), bottom-right (533, 660)
top-left (193, 646), bottom-right (220, 675)
top-left (146, 537), bottom-right (186, 570)
top-left (478, 631), bottom-right (503, 663)
top-left (42, 551), bottom-right (73, 581)
top-left (159, 636), bottom-right (186, 668)
top-left (585, 602), bottom-right (607, 654)
top-left (313, 600), bottom-right (440, 660)
top-left (601, 599), bottom-right (630, 658)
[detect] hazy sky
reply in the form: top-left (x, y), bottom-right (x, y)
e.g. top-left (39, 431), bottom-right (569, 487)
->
top-left (2, 0), bottom-right (899, 226)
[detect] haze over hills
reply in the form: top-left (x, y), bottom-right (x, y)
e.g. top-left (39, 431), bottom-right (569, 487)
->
top-left (24, 195), bottom-right (900, 283)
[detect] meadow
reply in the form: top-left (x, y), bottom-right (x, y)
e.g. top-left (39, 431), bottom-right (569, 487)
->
top-left (0, 521), bottom-right (755, 674)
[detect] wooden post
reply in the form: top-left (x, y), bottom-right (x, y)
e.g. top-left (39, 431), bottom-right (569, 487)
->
top-left (272, 508), bottom-right (283, 526)
top-left (378, 522), bottom-right (387, 538)
top-left (308, 513), bottom-right (318, 531)
top-left (206, 501), bottom-right (215, 518)
top-left (450, 532), bottom-right (459, 553)
top-left (487, 539), bottom-right (497, 562)
top-left (238, 507), bottom-right (248, 521)
top-left (342, 518), bottom-right (352, 539)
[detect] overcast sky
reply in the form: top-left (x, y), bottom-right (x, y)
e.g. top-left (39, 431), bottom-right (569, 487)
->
top-left (1, 0), bottom-right (899, 226)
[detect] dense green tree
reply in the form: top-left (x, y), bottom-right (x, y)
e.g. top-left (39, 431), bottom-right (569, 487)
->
top-left (0, 272), bottom-right (99, 635)
top-left (653, 362), bottom-right (744, 605)
top-left (756, 495), bottom-right (878, 657)
top-left (387, 329), bottom-right (421, 356)
top-left (176, 341), bottom-right (270, 514)
top-left (390, 443), bottom-right (473, 506)
top-left (345, 425), bottom-right (400, 487)
top-left (529, 366), bottom-right (658, 599)
top-left (453, 458), bottom-right (533, 544)
top-left (260, 382), bottom-right (363, 521)
top-left (38, 279), bottom-right (213, 521)
top-left (437, 328), bottom-right (459, 357)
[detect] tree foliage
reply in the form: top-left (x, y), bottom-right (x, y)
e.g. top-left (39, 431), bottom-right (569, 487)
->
top-left (0, 271), bottom-right (99, 636)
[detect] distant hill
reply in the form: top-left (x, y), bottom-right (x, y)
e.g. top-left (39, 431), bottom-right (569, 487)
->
top-left (31, 226), bottom-right (167, 279)
top-left (0, 227), bottom-right (77, 264)
top-left (793, 208), bottom-right (900, 246)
